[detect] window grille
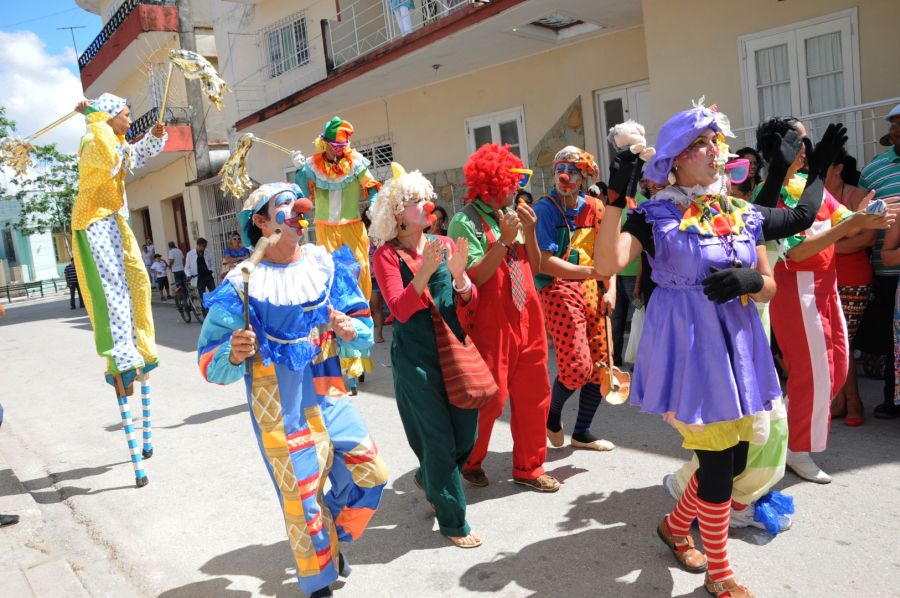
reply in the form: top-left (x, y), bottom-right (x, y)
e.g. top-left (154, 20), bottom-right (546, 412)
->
top-left (263, 13), bottom-right (310, 79)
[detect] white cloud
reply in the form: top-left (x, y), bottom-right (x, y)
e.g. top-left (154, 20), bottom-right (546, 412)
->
top-left (0, 31), bottom-right (86, 154)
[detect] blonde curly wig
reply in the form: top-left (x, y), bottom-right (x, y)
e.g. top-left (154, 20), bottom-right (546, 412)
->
top-left (367, 163), bottom-right (436, 247)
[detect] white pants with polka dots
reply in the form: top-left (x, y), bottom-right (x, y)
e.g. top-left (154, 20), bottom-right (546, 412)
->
top-left (84, 216), bottom-right (145, 374)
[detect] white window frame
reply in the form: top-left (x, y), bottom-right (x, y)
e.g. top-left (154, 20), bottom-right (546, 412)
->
top-left (464, 107), bottom-right (529, 167)
top-left (738, 9), bottom-right (860, 128)
top-left (356, 136), bottom-right (395, 183)
top-left (262, 11), bottom-right (311, 80)
top-left (594, 80), bottom-right (653, 174)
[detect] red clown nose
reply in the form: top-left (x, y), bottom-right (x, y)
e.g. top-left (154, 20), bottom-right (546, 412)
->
top-left (559, 173), bottom-right (571, 184)
top-left (423, 201), bottom-right (435, 214)
top-left (293, 198), bottom-right (313, 214)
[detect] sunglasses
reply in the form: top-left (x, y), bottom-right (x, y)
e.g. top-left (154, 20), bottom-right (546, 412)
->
top-left (509, 167), bottom-right (533, 190)
top-left (725, 158), bottom-right (750, 184)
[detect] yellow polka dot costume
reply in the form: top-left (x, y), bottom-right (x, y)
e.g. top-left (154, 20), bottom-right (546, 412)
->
top-left (71, 93), bottom-right (167, 386)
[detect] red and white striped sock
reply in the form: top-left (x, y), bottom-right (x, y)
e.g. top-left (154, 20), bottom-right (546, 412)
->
top-left (666, 472), bottom-right (699, 536)
top-left (696, 496), bottom-right (733, 581)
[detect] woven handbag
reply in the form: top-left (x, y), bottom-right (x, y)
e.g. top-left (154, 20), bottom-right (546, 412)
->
top-left (393, 243), bottom-right (498, 409)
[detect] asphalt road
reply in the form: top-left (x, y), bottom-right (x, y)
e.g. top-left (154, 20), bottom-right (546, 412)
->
top-left (1, 296), bottom-right (899, 597)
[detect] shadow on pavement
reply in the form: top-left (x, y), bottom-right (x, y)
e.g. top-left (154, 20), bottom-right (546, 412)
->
top-left (459, 485), bottom-right (707, 596)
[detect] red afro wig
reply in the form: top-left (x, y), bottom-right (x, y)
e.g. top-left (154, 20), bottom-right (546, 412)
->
top-left (463, 143), bottom-right (524, 208)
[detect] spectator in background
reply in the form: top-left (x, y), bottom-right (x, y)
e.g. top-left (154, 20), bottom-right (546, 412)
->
top-left (220, 231), bottom-right (250, 277)
top-left (145, 237), bottom-right (155, 258)
top-left (185, 237), bottom-right (216, 297)
top-left (858, 103), bottom-right (900, 419)
top-left (150, 254), bottom-right (171, 300)
top-left (141, 243), bottom-right (154, 281)
top-left (828, 149), bottom-right (875, 426)
top-left (64, 258), bottom-right (84, 310)
top-left (167, 241), bottom-right (185, 287)
top-left (428, 205), bottom-right (449, 236)
top-left (731, 147), bottom-right (764, 200)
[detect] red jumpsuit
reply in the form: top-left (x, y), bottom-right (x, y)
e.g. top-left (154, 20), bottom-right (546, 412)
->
top-left (449, 203), bottom-right (551, 481)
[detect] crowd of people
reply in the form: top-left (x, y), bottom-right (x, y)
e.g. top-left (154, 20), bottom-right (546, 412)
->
top-left (48, 89), bottom-right (900, 598)
top-left (193, 105), bottom-right (899, 598)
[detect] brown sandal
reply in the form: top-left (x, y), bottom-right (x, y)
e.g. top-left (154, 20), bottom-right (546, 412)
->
top-left (513, 473), bottom-right (561, 493)
top-left (705, 575), bottom-right (755, 598)
top-left (657, 517), bottom-right (707, 573)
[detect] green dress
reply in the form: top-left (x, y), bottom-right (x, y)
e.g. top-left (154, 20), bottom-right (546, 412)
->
top-left (388, 245), bottom-right (478, 537)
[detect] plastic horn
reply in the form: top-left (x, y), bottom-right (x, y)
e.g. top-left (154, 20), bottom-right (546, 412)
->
top-left (157, 62), bottom-right (174, 125)
top-left (241, 228), bottom-right (283, 374)
top-left (251, 135), bottom-right (293, 155)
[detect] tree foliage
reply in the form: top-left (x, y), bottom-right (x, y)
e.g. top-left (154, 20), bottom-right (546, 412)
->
top-left (1, 106), bottom-right (79, 239)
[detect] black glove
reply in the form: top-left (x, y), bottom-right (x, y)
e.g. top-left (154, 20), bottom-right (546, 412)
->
top-left (804, 122), bottom-right (848, 181)
top-left (702, 266), bottom-right (763, 304)
top-left (761, 129), bottom-right (802, 185)
top-left (607, 149), bottom-right (643, 208)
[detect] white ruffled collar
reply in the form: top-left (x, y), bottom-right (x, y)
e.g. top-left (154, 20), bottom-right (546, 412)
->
top-left (226, 244), bottom-right (333, 307)
top-left (654, 176), bottom-right (728, 207)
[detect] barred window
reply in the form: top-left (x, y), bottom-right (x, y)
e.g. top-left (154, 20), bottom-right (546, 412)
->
top-left (358, 142), bottom-right (394, 181)
top-left (265, 14), bottom-right (310, 79)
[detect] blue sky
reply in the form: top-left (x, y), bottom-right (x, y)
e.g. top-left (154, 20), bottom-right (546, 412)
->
top-left (0, 2), bottom-right (103, 153)
top-left (1, 1), bottom-right (101, 75)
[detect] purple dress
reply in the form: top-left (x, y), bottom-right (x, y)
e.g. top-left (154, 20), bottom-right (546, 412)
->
top-left (631, 200), bottom-right (780, 425)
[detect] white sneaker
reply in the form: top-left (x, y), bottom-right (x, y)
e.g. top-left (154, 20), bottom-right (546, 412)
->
top-left (786, 450), bottom-right (832, 484)
top-left (662, 473), bottom-right (682, 501)
top-left (730, 503), bottom-right (793, 532)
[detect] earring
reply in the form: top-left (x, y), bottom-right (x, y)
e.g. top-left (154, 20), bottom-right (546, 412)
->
top-left (668, 171), bottom-right (677, 185)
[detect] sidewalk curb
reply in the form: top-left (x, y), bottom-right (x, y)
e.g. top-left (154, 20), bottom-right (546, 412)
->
top-left (0, 451), bottom-right (92, 597)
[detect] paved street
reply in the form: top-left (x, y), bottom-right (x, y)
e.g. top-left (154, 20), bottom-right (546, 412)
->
top-left (1, 295), bottom-right (900, 597)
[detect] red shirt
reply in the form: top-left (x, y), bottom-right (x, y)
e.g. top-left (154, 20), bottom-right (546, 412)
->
top-left (372, 236), bottom-right (478, 323)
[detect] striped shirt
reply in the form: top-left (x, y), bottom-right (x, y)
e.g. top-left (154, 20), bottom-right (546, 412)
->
top-left (64, 263), bottom-right (78, 287)
top-left (860, 146), bottom-right (900, 275)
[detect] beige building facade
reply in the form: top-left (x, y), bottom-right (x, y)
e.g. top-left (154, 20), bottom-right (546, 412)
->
top-left (211, 0), bottom-right (897, 214)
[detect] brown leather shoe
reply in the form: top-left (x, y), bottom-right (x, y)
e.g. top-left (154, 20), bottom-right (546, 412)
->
top-left (461, 468), bottom-right (489, 487)
top-left (705, 575), bottom-right (755, 598)
top-left (513, 473), bottom-right (561, 493)
top-left (657, 517), bottom-right (707, 573)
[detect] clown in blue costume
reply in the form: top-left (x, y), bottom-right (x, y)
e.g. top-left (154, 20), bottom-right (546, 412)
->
top-left (197, 183), bottom-right (388, 597)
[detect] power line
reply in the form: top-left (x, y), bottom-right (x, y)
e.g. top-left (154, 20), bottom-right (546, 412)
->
top-left (3, 7), bottom-right (79, 29)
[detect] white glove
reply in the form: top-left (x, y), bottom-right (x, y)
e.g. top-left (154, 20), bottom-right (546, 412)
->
top-left (291, 150), bottom-right (306, 168)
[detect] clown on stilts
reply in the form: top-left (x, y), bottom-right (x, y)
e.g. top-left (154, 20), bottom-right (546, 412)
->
top-left (446, 144), bottom-right (560, 492)
top-left (293, 117), bottom-right (381, 393)
top-left (71, 93), bottom-right (167, 487)
top-left (197, 183), bottom-right (387, 597)
top-left (533, 146), bottom-right (618, 452)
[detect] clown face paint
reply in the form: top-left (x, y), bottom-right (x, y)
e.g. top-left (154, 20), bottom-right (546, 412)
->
top-left (554, 163), bottom-right (582, 195)
top-left (284, 198), bottom-right (313, 233)
top-left (402, 200), bottom-right (435, 229)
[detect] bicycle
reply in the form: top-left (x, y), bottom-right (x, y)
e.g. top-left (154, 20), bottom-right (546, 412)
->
top-left (173, 276), bottom-right (204, 324)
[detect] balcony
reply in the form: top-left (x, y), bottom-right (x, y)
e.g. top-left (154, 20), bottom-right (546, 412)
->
top-left (236, 0), bottom-right (640, 133)
top-left (78, 0), bottom-right (179, 96)
top-left (325, 0), bottom-right (471, 70)
top-left (124, 106), bottom-right (194, 181)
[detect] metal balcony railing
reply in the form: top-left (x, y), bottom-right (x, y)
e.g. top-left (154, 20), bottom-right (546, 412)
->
top-left (324, 0), bottom-right (471, 70)
top-left (78, 0), bottom-right (177, 70)
top-left (731, 97), bottom-right (900, 167)
top-left (126, 106), bottom-right (191, 142)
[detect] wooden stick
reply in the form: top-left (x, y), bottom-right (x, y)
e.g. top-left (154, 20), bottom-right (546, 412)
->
top-left (241, 228), bottom-right (283, 374)
top-left (157, 62), bottom-right (174, 125)
top-left (27, 111), bottom-right (79, 141)
top-left (251, 136), bottom-right (293, 156)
